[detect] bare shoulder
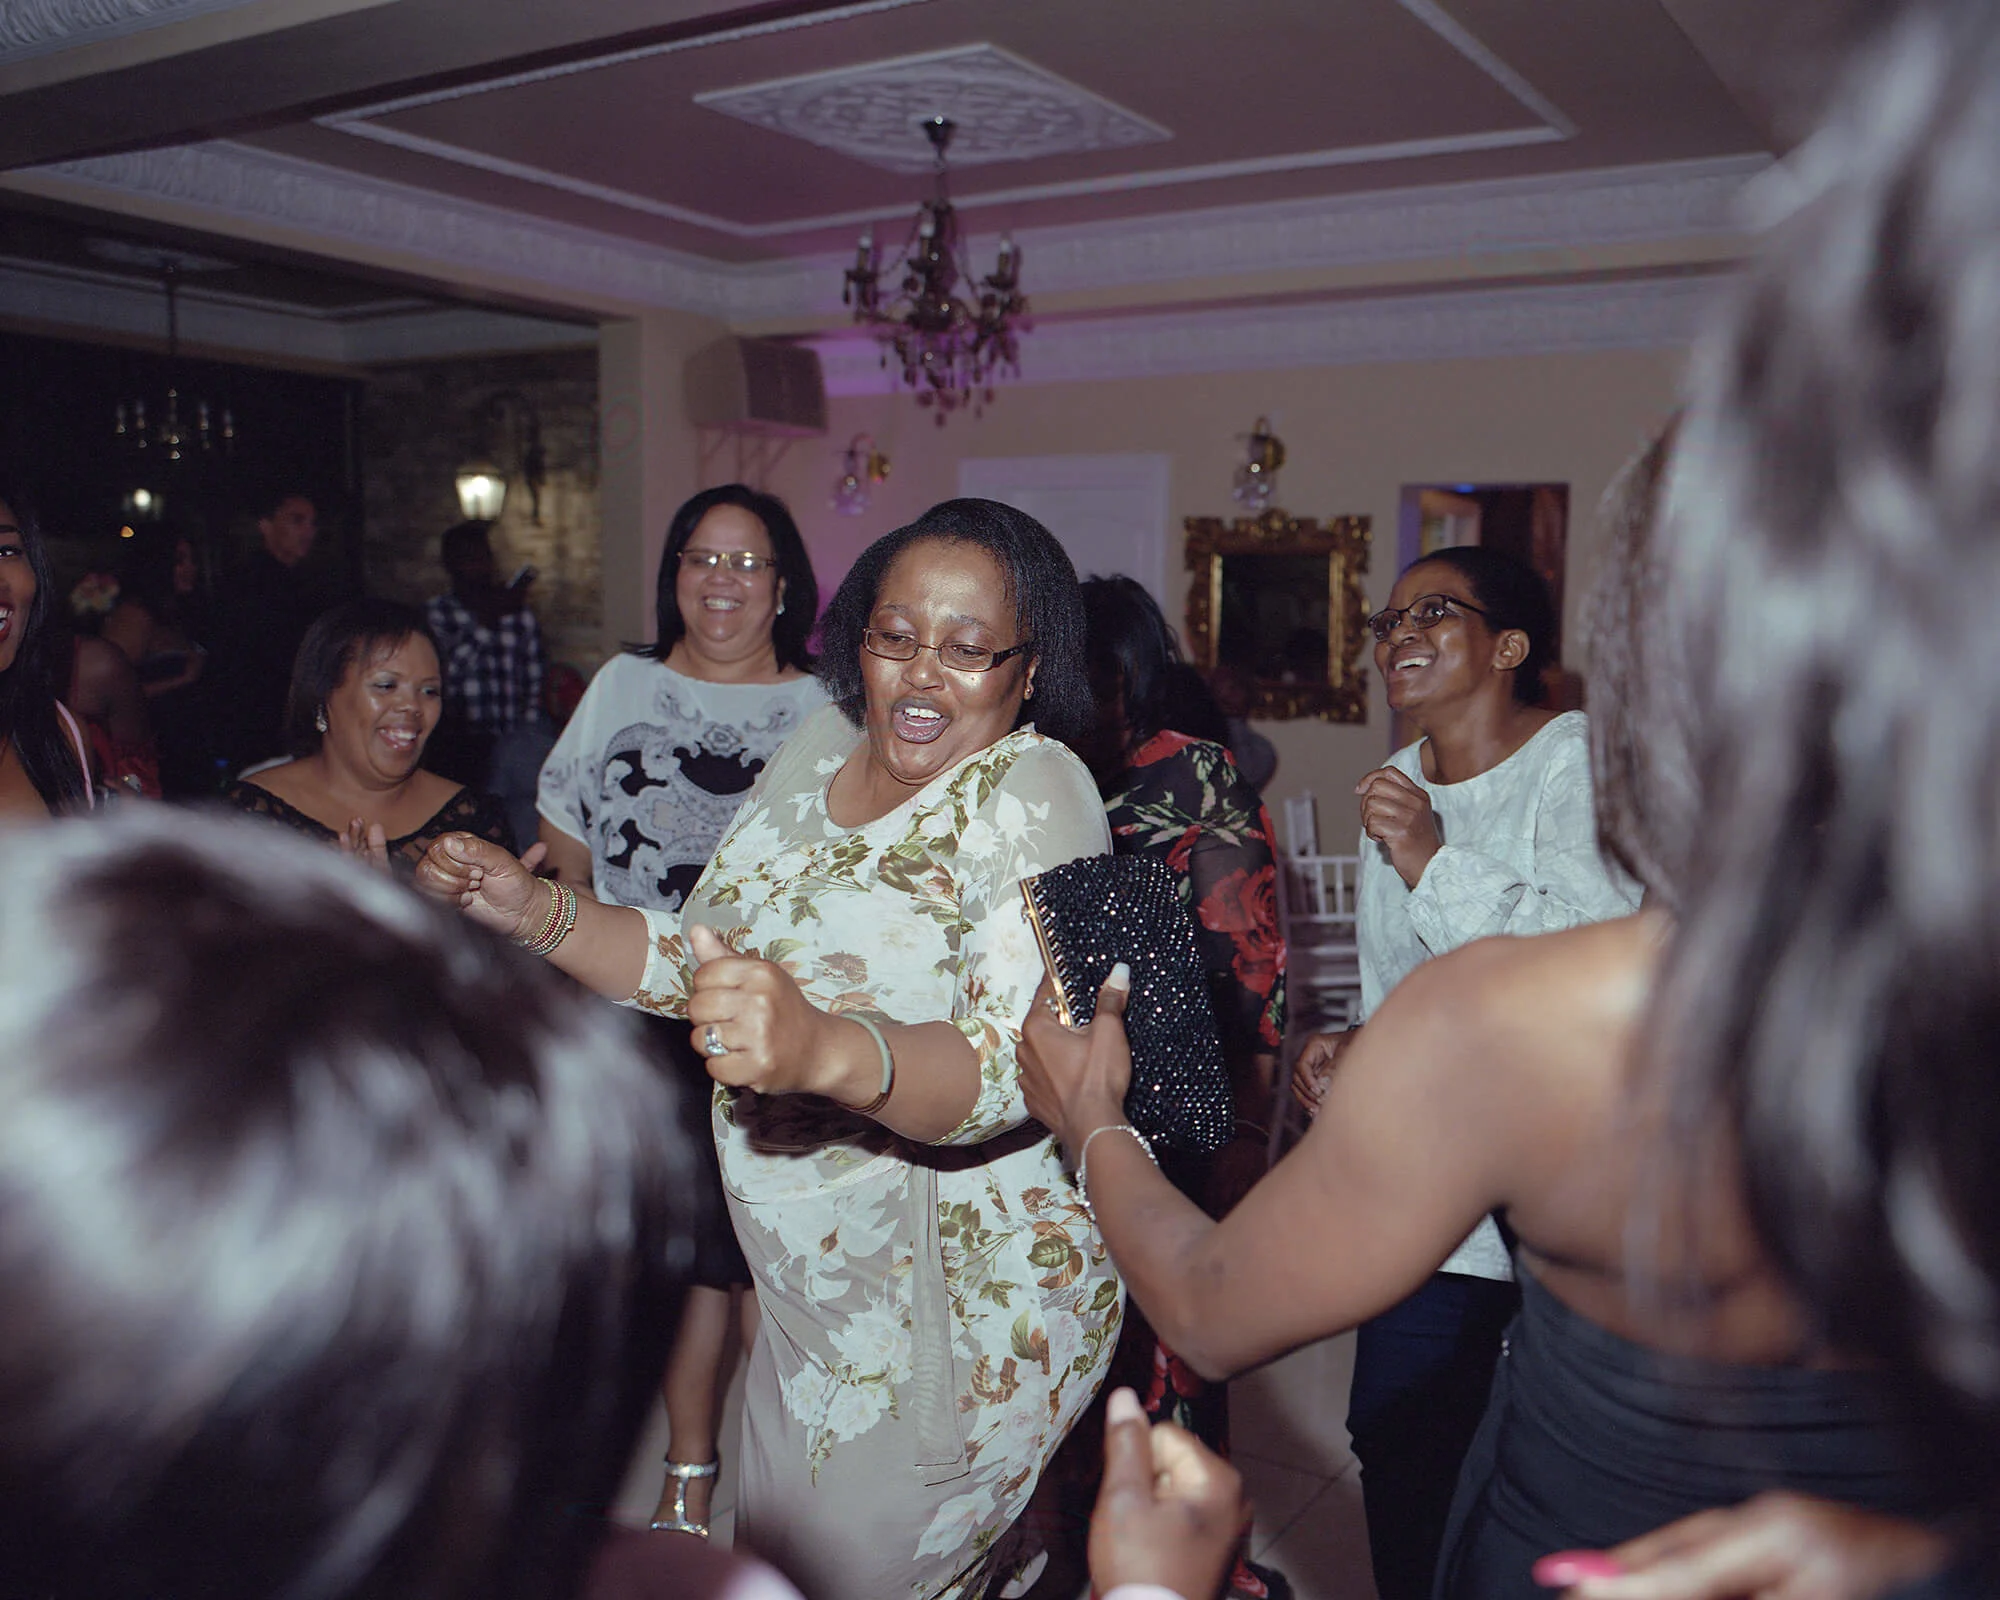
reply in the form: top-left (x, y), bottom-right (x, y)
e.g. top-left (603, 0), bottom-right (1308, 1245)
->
top-left (1358, 913), bottom-right (1661, 1110)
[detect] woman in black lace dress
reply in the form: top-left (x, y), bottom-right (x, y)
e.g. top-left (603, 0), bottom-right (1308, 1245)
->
top-left (224, 598), bottom-right (511, 872)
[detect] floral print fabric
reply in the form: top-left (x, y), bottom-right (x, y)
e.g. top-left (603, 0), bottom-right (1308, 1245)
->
top-left (628, 705), bottom-right (1121, 1600)
top-left (1104, 731), bottom-right (1288, 1070)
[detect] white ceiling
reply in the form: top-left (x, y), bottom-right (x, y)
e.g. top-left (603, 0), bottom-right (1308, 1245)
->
top-left (0, 0), bottom-right (1838, 377)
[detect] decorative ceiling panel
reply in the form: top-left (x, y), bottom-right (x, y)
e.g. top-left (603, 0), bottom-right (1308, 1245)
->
top-left (692, 43), bottom-right (1170, 173)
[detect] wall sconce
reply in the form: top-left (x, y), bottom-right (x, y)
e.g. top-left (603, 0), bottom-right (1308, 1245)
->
top-left (1232, 416), bottom-right (1286, 512)
top-left (452, 391), bottom-right (547, 525)
top-left (831, 433), bottom-right (891, 516)
top-left (454, 459), bottom-right (506, 521)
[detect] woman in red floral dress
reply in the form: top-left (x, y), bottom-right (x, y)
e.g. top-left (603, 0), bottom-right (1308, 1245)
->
top-left (1025, 576), bottom-right (1288, 1600)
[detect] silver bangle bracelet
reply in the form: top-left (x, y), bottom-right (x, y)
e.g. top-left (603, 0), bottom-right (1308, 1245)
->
top-left (1075, 1122), bottom-right (1158, 1225)
top-left (849, 1015), bottom-right (895, 1117)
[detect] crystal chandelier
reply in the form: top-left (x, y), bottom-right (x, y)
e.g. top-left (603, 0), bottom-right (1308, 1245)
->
top-left (114, 262), bottom-right (234, 462)
top-left (842, 116), bottom-right (1029, 423)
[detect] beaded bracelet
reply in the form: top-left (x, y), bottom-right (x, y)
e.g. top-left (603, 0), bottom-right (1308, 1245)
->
top-left (518, 880), bottom-right (578, 957)
top-left (848, 1015), bottom-right (896, 1116)
top-left (1075, 1122), bottom-right (1158, 1225)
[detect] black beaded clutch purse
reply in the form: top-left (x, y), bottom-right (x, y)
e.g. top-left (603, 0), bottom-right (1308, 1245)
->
top-left (1021, 853), bottom-right (1232, 1153)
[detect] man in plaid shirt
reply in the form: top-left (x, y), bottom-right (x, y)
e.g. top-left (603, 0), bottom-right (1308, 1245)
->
top-left (424, 521), bottom-right (543, 787)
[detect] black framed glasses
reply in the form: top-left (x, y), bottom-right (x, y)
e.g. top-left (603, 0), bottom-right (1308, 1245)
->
top-left (862, 628), bottom-right (1033, 675)
top-left (1367, 593), bottom-right (1490, 643)
top-left (679, 548), bottom-right (778, 573)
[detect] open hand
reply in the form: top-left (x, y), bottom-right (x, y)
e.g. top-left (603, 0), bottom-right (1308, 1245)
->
top-left (1356, 765), bottom-right (1442, 888)
top-left (412, 831), bottom-right (548, 942)
top-left (1538, 1492), bottom-right (1949, 1600)
top-left (685, 923), bottom-right (832, 1098)
top-left (1088, 1386), bottom-right (1249, 1600)
top-left (1290, 1026), bottom-right (1360, 1119)
top-left (340, 817), bottom-right (390, 873)
top-left (1019, 964), bottom-right (1133, 1159)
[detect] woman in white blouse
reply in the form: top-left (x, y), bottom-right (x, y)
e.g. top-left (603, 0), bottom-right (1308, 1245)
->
top-left (536, 484), bottom-right (825, 1539)
top-left (1292, 545), bottom-right (1639, 1600)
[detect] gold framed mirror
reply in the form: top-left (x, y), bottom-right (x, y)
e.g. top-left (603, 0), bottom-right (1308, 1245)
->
top-left (1184, 509), bottom-right (1372, 722)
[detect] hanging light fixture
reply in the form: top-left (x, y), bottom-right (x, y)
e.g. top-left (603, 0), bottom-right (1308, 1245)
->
top-left (1232, 416), bottom-right (1286, 511)
top-left (831, 434), bottom-right (891, 515)
top-left (842, 116), bottom-right (1029, 424)
top-left (114, 262), bottom-right (233, 461)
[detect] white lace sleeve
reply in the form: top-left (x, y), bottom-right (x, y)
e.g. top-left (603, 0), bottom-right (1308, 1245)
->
top-left (1404, 733), bottom-right (1638, 955)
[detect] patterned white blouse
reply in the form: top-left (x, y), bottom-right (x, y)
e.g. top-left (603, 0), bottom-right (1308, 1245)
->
top-left (1356, 711), bottom-right (1641, 1278)
top-left (628, 704), bottom-right (1121, 1600)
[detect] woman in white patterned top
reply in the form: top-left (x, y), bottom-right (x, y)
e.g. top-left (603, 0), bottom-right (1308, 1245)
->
top-left (1290, 545), bottom-right (1639, 1600)
top-left (537, 484), bottom-right (825, 1539)
top-left (420, 500), bottom-right (1122, 1600)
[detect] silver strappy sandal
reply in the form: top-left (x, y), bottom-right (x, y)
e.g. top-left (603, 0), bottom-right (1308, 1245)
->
top-left (649, 1457), bottom-right (718, 1539)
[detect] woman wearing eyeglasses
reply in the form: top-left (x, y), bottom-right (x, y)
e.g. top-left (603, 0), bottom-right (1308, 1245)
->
top-left (1291, 544), bottom-right (1640, 1600)
top-left (434, 500), bottom-right (1116, 1600)
top-left (537, 484), bottom-right (826, 1540)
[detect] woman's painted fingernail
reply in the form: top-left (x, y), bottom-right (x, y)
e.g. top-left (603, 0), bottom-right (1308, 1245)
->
top-left (1106, 1386), bottom-right (1143, 1425)
top-left (1105, 962), bottom-right (1131, 991)
top-left (1532, 1552), bottom-right (1623, 1588)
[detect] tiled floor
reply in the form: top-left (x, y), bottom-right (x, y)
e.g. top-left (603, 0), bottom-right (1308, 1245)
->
top-left (612, 1331), bottom-right (1376, 1600)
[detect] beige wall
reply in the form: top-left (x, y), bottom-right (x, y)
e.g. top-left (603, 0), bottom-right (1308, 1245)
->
top-left (752, 346), bottom-right (1685, 832)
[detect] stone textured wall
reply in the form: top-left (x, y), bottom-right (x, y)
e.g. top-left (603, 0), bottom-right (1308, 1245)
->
top-left (359, 346), bottom-right (606, 674)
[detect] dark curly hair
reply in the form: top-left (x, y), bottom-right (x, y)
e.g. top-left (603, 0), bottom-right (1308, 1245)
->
top-left (629, 484), bottom-right (817, 672)
top-left (817, 498), bottom-right (1090, 746)
top-left (1405, 544), bottom-right (1558, 704)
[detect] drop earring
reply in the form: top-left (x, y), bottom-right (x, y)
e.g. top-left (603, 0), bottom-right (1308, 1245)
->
top-left (315, 707), bottom-right (329, 734)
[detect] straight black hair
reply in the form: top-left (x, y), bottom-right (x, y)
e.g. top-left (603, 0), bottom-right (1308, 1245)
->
top-left (0, 482), bottom-right (89, 811)
top-left (628, 484), bottom-right (817, 672)
top-left (1649, 0), bottom-right (2000, 1530)
top-left (817, 498), bottom-right (1091, 746)
top-left (1080, 575), bottom-right (1229, 750)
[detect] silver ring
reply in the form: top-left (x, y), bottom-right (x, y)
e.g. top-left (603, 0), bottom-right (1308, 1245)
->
top-left (703, 1023), bottom-right (728, 1058)
top-left (1041, 994), bottom-right (1061, 1019)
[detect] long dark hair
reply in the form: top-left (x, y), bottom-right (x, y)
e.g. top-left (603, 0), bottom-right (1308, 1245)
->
top-left (0, 810), bottom-right (698, 1600)
top-left (1586, 426), bottom-right (1684, 900)
top-left (1408, 544), bottom-right (1558, 704)
top-left (0, 484), bottom-right (88, 811)
top-left (628, 484), bottom-right (817, 672)
top-left (1648, 0), bottom-right (2000, 1519)
top-left (1080, 576), bottom-right (1229, 750)
top-left (817, 498), bottom-right (1092, 746)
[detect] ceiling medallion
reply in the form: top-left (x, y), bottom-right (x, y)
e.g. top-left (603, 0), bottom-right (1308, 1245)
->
top-left (841, 116), bottom-right (1029, 423)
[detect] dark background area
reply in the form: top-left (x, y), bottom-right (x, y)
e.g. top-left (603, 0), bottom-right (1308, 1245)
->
top-left (0, 328), bottom-right (363, 609)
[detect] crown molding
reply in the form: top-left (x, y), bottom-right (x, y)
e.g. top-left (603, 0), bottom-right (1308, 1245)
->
top-left (0, 254), bottom-right (592, 364)
top-left (0, 0), bottom-right (261, 61)
top-left (717, 154), bottom-right (1770, 320)
top-left (9, 141), bottom-right (743, 316)
top-left (12, 139), bottom-right (1768, 330)
top-left (809, 274), bottom-right (1723, 393)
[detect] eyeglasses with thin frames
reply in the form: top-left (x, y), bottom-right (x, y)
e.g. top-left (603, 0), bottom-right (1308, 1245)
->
top-left (862, 628), bottom-right (1034, 675)
top-left (679, 548), bottom-right (779, 574)
top-left (1366, 593), bottom-right (1490, 643)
